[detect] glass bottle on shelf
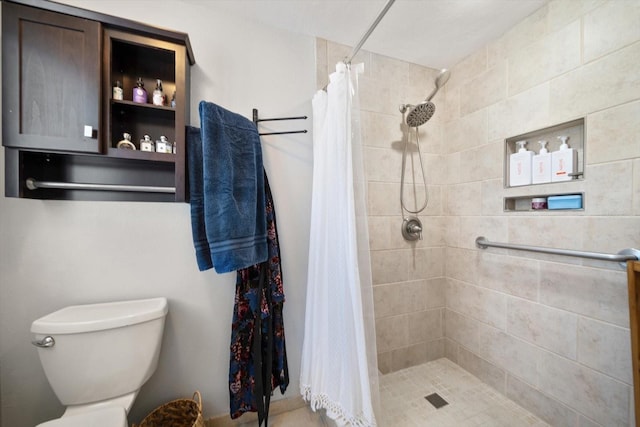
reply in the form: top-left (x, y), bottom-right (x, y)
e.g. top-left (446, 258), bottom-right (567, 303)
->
top-left (140, 135), bottom-right (154, 152)
top-left (152, 79), bottom-right (164, 106)
top-left (112, 80), bottom-right (123, 101)
top-left (171, 90), bottom-right (176, 108)
top-left (133, 77), bottom-right (147, 104)
top-left (116, 132), bottom-right (135, 150)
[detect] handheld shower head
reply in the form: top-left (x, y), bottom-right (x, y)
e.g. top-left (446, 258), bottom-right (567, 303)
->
top-left (426, 69), bottom-right (450, 101)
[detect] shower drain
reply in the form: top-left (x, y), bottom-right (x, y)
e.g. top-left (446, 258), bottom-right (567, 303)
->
top-left (425, 392), bottom-right (448, 409)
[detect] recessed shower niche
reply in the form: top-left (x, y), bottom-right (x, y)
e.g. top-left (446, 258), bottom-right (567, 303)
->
top-left (503, 118), bottom-right (585, 212)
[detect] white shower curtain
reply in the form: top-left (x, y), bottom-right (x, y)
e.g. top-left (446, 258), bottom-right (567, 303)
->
top-left (301, 62), bottom-right (380, 427)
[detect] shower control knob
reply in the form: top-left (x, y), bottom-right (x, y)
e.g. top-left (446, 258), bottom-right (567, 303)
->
top-left (402, 217), bottom-right (423, 241)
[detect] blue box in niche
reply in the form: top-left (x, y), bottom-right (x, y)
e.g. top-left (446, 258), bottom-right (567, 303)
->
top-left (547, 194), bottom-right (582, 210)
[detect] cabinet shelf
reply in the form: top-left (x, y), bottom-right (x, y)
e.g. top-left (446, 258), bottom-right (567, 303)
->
top-left (111, 99), bottom-right (176, 113)
top-left (106, 147), bottom-right (176, 162)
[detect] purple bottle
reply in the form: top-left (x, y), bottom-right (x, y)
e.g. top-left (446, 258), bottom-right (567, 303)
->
top-left (133, 77), bottom-right (147, 104)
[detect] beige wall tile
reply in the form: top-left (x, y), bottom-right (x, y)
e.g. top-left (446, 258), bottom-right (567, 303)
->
top-left (371, 249), bottom-right (409, 285)
top-left (481, 179), bottom-right (507, 216)
top-left (368, 182), bottom-right (399, 215)
top-left (441, 85), bottom-right (460, 124)
top-left (478, 252), bottom-right (539, 301)
top-left (584, 217), bottom-right (640, 259)
top-left (499, 5), bottom-right (549, 58)
top-left (488, 82), bottom-right (550, 141)
top-left (585, 161), bottom-right (634, 215)
top-left (364, 146), bottom-right (402, 183)
top-left (443, 109), bottom-right (488, 154)
top-left (583, 0), bottom-right (640, 63)
top-left (538, 350), bottom-right (630, 427)
top-left (577, 415), bottom-right (602, 427)
top-left (506, 375), bottom-right (578, 427)
top-left (359, 75), bottom-right (394, 115)
top-left (507, 298), bottom-right (578, 359)
top-left (446, 279), bottom-right (507, 329)
top-left (508, 21), bottom-right (581, 96)
top-left (447, 49), bottom-right (488, 91)
top-left (373, 280), bottom-right (423, 319)
top-left (507, 216), bottom-right (585, 251)
top-left (550, 42), bottom-right (640, 122)
top-left (457, 346), bottom-right (506, 394)
top-left (368, 216), bottom-right (391, 251)
top-left (424, 277), bottom-right (446, 309)
top-left (371, 53), bottom-right (409, 87)
top-left (458, 216), bottom-right (508, 251)
top-left (390, 339), bottom-right (444, 371)
top-left (315, 38), bottom-right (328, 90)
top-left (408, 247), bottom-right (445, 280)
top-left (445, 182), bottom-right (483, 216)
top-left (377, 351), bottom-right (392, 374)
top-left (547, 0), bottom-right (604, 32)
top-left (361, 111), bottom-right (404, 149)
top-left (539, 261), bottom-right (629, 326)
top-left (326, 41), bottom-right (371, 76)
top-left (476, 324), bottom-right (539, 385)
top-left (445, 247), bottom-right (478, 284)
top-left (423, 153), bottom-right (447, 185)
top-left (587, 100), bottom-right (640, 164)
top-left (444, 337), bottom-right (458, 362)
top-left (577, 317), bottom-right (632, 384)
top-left (635, 159), bottom-right (640, 215)
top-left (445, 309), bottom-right (480, 353)
top-left (460, 61), bottom-right (507, 115)
top-left (375, 314), bottom-right (409, 352)
top-left (408, 308), bottom-right (443, 343)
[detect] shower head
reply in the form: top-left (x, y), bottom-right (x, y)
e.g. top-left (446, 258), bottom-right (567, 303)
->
top-left (401, 69), bottom-right (450, 128)
top-left (405, 101), bottom-right (435, 127)
top-left (425, 69), bottom-right (450, 101)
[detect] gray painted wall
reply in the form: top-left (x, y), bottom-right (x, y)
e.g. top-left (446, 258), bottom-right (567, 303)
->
top-left (0, 2), bottom-right (315, 426)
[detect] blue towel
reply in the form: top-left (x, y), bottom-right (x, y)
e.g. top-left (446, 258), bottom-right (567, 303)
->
top-left (187, 101), bottom-right (268, 273)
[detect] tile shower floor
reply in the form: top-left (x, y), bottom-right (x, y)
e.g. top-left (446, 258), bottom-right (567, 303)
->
top-left (379, 358), bottom-right (550, 427)
top-left (248, 358), bottom-right (550, 426)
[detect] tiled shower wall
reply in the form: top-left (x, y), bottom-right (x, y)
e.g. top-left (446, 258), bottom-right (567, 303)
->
top-left (316, 0), bottom-right (640, 425)
top-left (443, 1), bottom-right (640, 427)
top-left (315, 40), bottom-right (448, 374)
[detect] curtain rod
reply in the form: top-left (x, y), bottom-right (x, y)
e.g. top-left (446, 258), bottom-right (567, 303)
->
top-left (476, 236), bottom-right (640, 268)
top-left (344, 0), bottom-right (396, 64)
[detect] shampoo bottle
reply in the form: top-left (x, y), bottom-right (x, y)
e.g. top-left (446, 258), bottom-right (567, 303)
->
top-left (532, 140), bottom-right (552, 184)
top-left (509, 140), bottom-right (533, 186)
top-left (551, 136), bottom-right (577, 182)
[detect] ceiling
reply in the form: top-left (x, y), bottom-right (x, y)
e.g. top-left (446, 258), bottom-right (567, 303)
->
top-left (198, 0), bottom-right (548, 69)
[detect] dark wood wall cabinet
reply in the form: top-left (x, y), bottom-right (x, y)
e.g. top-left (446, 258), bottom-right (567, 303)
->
top-left (2, 0), bottom-right (195, 202)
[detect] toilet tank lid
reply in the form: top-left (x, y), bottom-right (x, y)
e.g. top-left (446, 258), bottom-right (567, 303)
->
top-left (31, 297), bottom-right (168, 334)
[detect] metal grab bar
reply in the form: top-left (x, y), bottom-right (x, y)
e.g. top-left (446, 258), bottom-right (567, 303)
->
top-left (26, 178), bottom-right (175, 194)
top-left (476, 236), bottom-right (640, 267)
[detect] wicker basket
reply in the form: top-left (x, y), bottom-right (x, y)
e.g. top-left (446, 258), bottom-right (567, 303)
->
top-left (134, 391), bottom-right (204, 427)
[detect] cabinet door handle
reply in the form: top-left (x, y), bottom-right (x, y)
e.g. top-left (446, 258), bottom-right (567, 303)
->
top-left (83, 125), bottom-right (96, 138)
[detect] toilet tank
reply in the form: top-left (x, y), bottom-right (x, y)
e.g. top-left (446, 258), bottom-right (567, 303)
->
top-left (31, 297), bottom-right (168, 406)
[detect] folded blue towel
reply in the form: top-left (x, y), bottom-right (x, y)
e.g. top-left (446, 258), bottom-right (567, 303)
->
top-left (187, 102), bottom-right (268, 273)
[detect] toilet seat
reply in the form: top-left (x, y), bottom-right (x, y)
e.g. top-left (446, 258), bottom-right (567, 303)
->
top-left (36, 406), bottom-right (127, 427)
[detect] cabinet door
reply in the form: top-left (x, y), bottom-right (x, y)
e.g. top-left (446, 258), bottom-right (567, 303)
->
top-left (2, 2), bottom-right (101, 153)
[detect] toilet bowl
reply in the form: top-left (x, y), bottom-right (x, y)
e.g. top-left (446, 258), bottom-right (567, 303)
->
top-left (30, 297), bottom-right (168, 427)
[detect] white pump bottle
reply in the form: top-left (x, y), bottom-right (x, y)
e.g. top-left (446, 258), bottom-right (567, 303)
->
top-left (532, 140), bottom-right (552, 184)
top-left (551, 136), bottom-right (577, 182)
top-left (509, 140), bottom-right (533, 186)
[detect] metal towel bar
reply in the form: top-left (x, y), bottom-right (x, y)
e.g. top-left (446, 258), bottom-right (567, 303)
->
top-left (476, 236), bottom-right (640, 268)
top-left (26, 178), bottom-right (176, 194)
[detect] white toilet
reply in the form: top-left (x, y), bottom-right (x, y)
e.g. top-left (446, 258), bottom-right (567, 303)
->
top-left (30, 297), bottom-right (169, 427)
